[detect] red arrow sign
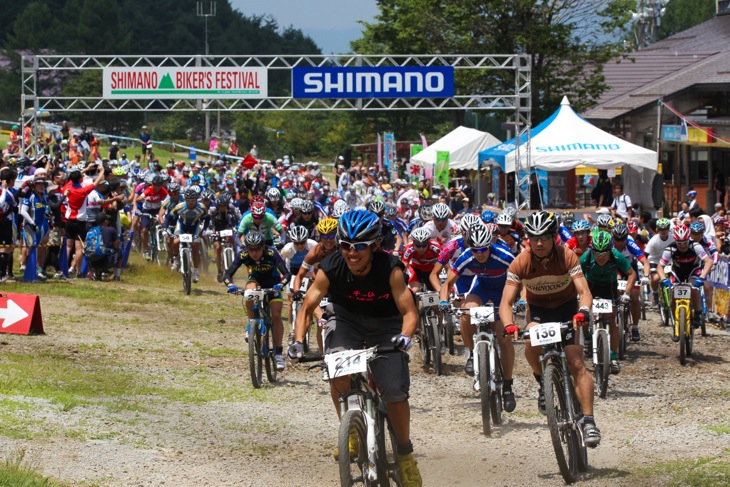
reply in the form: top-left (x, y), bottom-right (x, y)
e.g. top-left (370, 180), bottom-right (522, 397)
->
top-left (0, 294), bottom-right (44, 335)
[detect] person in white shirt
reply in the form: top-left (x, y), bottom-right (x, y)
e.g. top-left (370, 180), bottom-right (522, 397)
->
top-left (610, 183), bottom-right (632, 219)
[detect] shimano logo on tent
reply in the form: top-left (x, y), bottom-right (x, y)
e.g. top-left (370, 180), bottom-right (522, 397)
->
top-left (292, 66), bottom-right (454, 99)
top-left (536, 143), bottom-right (621, 152)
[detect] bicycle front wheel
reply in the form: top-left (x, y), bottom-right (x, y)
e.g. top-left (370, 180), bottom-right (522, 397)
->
top-left (427, 310), bottom-right (442, 376)
top-left (181, 248), bottom-right (192, 295)
top-left (338, 408), bottom-right (369, 487)
top-left (249, 320), bottom-right (264, 388)
top-left (264, 322), bottom-right (278, 383)
top-left (595, 330), bottom-right (610, 399)
top-left (418, 315), bottom-right (431, 368)
top-left (678, 307), bottom-right (687, 366)
top-left (476, 341), bottom-right (491, 436)
top-left (544, 363), bottom-right (580, 484)
top-left (444, 313), bottom-right (455, 355)
top-left (490, 347), bottom-right (503, 426)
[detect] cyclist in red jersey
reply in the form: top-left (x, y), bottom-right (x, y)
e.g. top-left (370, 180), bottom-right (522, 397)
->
top-left (402, 227), bottom-right (442, 292)
top-left (565, 220), bottom-right (592, 256)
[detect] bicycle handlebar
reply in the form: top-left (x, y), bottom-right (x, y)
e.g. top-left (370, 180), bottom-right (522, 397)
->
top-left (520, 320), bottom-right (575, 340)
top-left (294, 345), bottom-right (403, 364)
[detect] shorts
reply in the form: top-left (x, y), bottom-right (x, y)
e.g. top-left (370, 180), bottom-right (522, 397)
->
top-left (0, 219), bottom-right (14, 246)
top-left (466, 278), bottom-right (504, 318)
top-left (407, 266), bottom-right (435, 291)
top-left (454, 275), bottom-right (475, 295)
top-left (65, 219), bottom-right (87, 241)
top-left (325, 304), bottom-right (410, 404)
top-left (140, 210), bottom-right (158, 230)
top-left (528, 299), bottom-right (578, 346)
top-left (588, 282), bottom-right (618, 302)
top-left (670, 265), bottom-right (702, 284)
top-left (174, 221), bottom-right (201, 237)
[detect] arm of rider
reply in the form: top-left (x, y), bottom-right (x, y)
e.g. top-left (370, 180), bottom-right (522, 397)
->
top-left (625, 266), bottom-right (638, 299)
top-left (429, 262), bottom-right (444, 293)
top-left (391, 266), bottom-right (419, 339)
top-left (294, 269), bottom-right (329, 343)
top-left (498, 284), bottom-right (520, 339)
top-left (639, 255), bottom-right (651, 280)
top-left (93, 168), bottom-right (105, 190)
top-left (292, 264), bottom-right (308, 296)
top-left (439, 268), bottom-right (459, 304)
top-left (157, 206), bottom-right (166, 225)
top-left (574, 275), bottom-right (593, 316)
top-left (700, 255), bottom-right (713, 280)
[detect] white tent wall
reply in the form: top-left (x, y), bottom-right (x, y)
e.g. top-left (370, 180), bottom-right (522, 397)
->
top-left (411, 126), bottom-right (501, 171)
top-left (621, 165), bottom-right (658, 216)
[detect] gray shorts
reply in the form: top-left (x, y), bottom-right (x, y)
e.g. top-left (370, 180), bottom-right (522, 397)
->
top-left (324, 304), bottom-right (410, 404)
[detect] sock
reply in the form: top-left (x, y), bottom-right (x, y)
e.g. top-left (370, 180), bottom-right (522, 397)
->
top-left (582, 414), bottom-right (595, 424)
top-left (396, 441), bottom-right (414, 456)
top-left (610, 351), bottom-right (618, 361)
top-left (504, 379), bottom-right (513, 392)
top-left (114, 268), bottom-right (121, 278)
top-left (275, 346), bottom-right (283, 355)
top-left (465, 349), bottom-right (472, 360)
top-left (0, 253), bottom-right (7, 276)
top-left (534, 373), bottom-right (543, 387)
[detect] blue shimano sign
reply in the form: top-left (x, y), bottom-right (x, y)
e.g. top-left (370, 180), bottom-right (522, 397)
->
top-left (292, 66), bottom-right (454, 99)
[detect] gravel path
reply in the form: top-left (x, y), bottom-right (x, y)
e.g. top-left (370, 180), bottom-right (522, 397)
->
top-left (1, 300), bottom-right (729, 486)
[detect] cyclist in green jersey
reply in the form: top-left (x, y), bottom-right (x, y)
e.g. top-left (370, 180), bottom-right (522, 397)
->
top-left (579, 231), bottom-right (637, 374)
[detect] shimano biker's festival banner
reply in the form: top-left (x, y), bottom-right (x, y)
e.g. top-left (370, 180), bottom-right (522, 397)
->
top-left (291, 66), bottom-right (454, 99)
top-left (435, 151), bottom-right (449, 187)
top-left (103, 67), bottom-right (268, 99)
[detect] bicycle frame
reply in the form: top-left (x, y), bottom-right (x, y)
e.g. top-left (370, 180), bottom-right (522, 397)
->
top-left (672, 286), bottom-right (693, 339)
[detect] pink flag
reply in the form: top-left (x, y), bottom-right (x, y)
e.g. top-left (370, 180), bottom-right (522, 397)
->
top-left (377, 133), bottom-right (383, 171)
top-left (421, 134), bottom-right (428, 149)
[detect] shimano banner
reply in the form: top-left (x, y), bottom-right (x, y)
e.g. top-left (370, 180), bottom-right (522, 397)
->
top-left (292, 66), bottom-right (454, 99)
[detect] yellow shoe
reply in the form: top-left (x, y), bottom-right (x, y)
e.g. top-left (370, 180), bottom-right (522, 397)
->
top-left (398, 453), bottom-right (422, 487)
top-left (332, 433), bottom-right (359, 461)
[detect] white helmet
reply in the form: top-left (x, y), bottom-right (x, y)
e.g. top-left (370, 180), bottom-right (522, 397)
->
top-left (466, 223), bottom-right (493, 248)
top-left (432, 203), bottom-right (450, 220)
top-left (410, 227), bottom-right (432, 245)
top-left (495, 213), bottom-right (513, 226)
top-left (459, 213), bottom-right (482, 235)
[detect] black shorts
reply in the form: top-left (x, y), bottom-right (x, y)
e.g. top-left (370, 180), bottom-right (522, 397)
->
top-left (0, 219), bottom-right (13, 246)
top-left (528, 299), bottom-right (578, 346)
top-left (65, 220), bottom-right (87, 241)
top-left (588, 282), bottom-right (618, 302)
top-left (325, 304), bottom-right (410, 404)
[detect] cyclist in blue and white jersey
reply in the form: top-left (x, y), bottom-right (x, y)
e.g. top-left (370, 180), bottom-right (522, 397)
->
top-left (612, 223), bottom-right (651, 340)
top-left (170, 188), bottom-right (208, 283)
top-left (689, 220), bottom-right (719, 321)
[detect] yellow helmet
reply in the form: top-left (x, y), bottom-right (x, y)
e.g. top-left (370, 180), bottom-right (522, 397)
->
top-left (316, 217), bottom-right (338, 236)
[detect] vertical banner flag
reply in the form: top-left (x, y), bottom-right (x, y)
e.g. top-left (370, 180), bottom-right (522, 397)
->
top-left (408, 145), bottom-right (424, 180)
top-left (420, 134), bottom-right (428, 149)
top-left (436, 151), bottom-right (450, 187)
top-left (384, 133), bottom-right (394, 174)
top-left (680, 119), bottom-right (688, 142)
top-left (377, 133), bottom-right (383, 172)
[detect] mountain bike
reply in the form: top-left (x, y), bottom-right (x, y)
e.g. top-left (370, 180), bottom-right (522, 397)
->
top-left (455, 305), bottom-right (503, 436)
top-left (238, 287), bottom-right (280, 388)
top-left (671, 283), bottom-right (695, 366)
top-left (302, 346), bottom-right (403, 486)
top-left (155, 221), bottom-right (168, 266)
top-left (658, 280), bottom-right (672, 327)
top-left (148, 219), bottom-right (160, 265)
top-left (289, 277), bottom-right (323, 353)
top-left (415, 291), bottom-right (442, 375)
top-left (589, 298), bottom-right (612, 399)
top-left (218, 229), bottom-right (236, 272)
top-left (638, 262), bottom-right (650, 321)
top-left (179, 233), bottom-right (194, 295)
top-left (523, 321), bottom-right (589, 484)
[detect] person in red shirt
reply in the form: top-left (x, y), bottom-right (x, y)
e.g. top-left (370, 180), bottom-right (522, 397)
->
top-left (402, 226), bottom-right (442, 292)
top-left (62, 163), bottom-right (105, 276)
top-left (565, 220), bottom-right (592, 256)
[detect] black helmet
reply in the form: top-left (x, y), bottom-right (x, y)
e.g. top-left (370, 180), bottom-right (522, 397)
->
top-left (244, 231), bottom-right (265, 247)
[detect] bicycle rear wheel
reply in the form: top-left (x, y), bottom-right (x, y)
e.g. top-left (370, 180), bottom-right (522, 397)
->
top-left (490, 347), bottom-right (503, 426)
top-left (376, 410), bottom-right (400, 487)
top-left (476, 341), bottom-right (491, 436)
top-left (595, 330), bottom-right (610, 399)
top-left (617, 306), bottom-right (627, 360)
top-left (544, 363), bottom-right (580, 484)
top-left (338, 408), bottom-right (369, 487)
top-left (150, 230), bottom-right (159, 265)
top-left (248, 319), bottom-right (264, 388)
top-left (418, 315), bottom-right (431, 368)
top-left (658, 293), bottom-right (670, 327)
top-left (264, 322), bottom-right (278, 383)
top-left (571, 384), bottom-right (589, 473)
top-left (678, 307), bottom-right (687, 366)
top-left (444, 313), bottom-right (455, 355)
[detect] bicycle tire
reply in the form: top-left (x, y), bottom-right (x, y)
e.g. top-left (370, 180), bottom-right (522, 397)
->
top-left (658, 293), bottom-right (670, 327)
top-left (678, 307), bottom-right (686, 366)
top-left (264, 321), bottom-right (278, 383)
top-left (223, 246), bottom-right (234, 272)
top-left (617, 306), bottom-right (627, 361)
top-left (490, 347), bottom-right (503, 425)
top-left (249, 319), bottom-right (264, 388)
top-left (428, 310), bottom-right (442, 376)
top-left (182, 248), bottom-right (192, 295)
top-left (686, 313), bottom-right (694, 357)
top-left (338, 408), bottom-right (369, 487)
top-left (150, 230), bottom-right (159, 265)
top-left (376, 410), bottom-right (400, 487)
top-left (544, 363), bottom-right (579, 484)
top-left (444, 313), bottom-right (455, 355)
top-left (571, 384), bottom-right (589, 473)
top-left (476, 341), bottom-right (491, 436)
top-left (596, 330), bottom-right (610, 399)
top-left (641, 284), bottom-right (647, 321)
top-left (419, 315), bottom-right (431, 367)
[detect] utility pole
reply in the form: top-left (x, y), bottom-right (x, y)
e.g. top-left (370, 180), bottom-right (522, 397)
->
top-left (197, 1), bottom-right (217, 142)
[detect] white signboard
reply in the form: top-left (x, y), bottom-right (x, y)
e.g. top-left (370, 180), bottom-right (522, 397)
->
top-left (103, 67), bottom-right (268, 99)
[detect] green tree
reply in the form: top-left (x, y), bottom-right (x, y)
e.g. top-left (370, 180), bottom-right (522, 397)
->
top-left (658, 0), bottom-right (716, 39)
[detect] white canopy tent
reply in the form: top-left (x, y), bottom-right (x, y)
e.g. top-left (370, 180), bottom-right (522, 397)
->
top-left (479, 96), bottom-right (658, 209)
top-left (411, 126), bottom-right (501, 170)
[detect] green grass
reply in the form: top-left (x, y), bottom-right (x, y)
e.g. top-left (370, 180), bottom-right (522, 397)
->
top-left (637, 456), bottom-right (730, 486)
top-left (706, 423), bottom-right (730, 435)
top-left (0, 450), bottom-right (69, 487)
top-left (191, 341), bottom-right (243, 359)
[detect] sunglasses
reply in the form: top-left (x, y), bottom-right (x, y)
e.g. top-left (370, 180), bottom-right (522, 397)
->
top-left (247, 245), bottom-right (263, 252)
top-left (320, 234), bottom-right (336, 240)
top-left (414, 243), bottom-right (429, 249)
top-left (302, 211), bottom-right (313, 215)
top-left (676, 240), bottom-right (690, 245)
top-left (340, 239), bottom-right (376, 252)
top-left (593, 251), bottom-right (611, 258)
top-left (434, 217), bottom-right (448, 222)
top-left (294, 241), bottom-right (307, 246)
top-left (528, 234), bottom-right (553, 242)
top-left (614, 237), bottom-right (626, 242)
top-left (471, 246), bottom-right (489, 254)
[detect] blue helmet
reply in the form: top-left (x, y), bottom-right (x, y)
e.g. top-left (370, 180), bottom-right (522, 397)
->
top-left (338, 209), bottom-right (381, 242)
top-left (689, 221), bottom-right (705, 233)
top-left (571, 220), bottom-right (591, 232)
top-left (481, 210), bottom-right (495, 223)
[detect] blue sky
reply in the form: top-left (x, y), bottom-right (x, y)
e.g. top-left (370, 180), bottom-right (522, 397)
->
top-left (230, 0), bottom-right (379, 54)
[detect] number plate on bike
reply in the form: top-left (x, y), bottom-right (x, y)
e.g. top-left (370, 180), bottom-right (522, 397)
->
top-left (319, 297), bottom-right (329, 308)
top-left (674, 285), bottom-right (691, 299)
top-left (325, 350), bottom-right (368, 378)
top-left (179, 233), bottom-right (193, 243)
top-left (470, 306), bottom-right (494, 324)
top-left (617, 280), bottom-right (627, 291)
top-left (219, 229), bottom-right (233, 237)
top-left (529, 322), bottom-right (562, 346)
top-left (244, 289), bottom-right (265, 301)
top-left (300, 277), bottom-right (310, 292)
top-left (592, 299), bottom-right (613, 314)
top-left (418, 292), bottom-right (439, 309)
